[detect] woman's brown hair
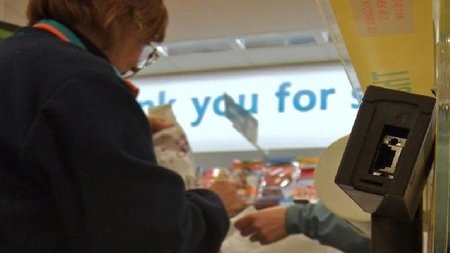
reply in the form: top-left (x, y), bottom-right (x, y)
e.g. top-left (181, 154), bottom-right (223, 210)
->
top-left (27, 0), bottom-right (168, 44)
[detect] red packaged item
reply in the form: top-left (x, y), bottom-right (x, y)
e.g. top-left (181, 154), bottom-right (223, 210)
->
top-left (230, 160), bottom-right (263, 205)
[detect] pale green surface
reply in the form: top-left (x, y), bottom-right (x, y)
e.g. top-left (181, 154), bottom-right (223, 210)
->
top-left (0, 29), bottom-right (13, 39)
top-left (433, 0), bottom-right (450, 252)
top-left (433, 106), bottom-right (450, 253)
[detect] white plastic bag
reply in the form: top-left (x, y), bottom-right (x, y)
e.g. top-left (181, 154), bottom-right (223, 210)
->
top-left (148, 104), bottom-right (197, 189)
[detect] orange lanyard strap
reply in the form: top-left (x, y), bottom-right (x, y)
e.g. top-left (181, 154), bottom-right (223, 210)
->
top-left (123, 79), bottom-right (140, 97)
top-left (33, 19), bottom-right (140, 97)
top-left (33, 23), bottom-right (70, 43)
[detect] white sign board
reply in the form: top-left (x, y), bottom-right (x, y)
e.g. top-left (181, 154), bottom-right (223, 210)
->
top-left (133, 63), bottom-right (361, 152)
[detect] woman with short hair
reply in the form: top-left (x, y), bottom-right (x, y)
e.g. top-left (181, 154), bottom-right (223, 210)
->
top-left (0, 1), bottom-right (230, 252)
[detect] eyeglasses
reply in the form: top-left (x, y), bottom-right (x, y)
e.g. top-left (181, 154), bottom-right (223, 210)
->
top-left (122, 43), bottom-right (160, 79)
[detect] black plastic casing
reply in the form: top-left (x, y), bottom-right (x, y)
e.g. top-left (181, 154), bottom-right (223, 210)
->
top-left (335, 85), bottom-right (436, 221)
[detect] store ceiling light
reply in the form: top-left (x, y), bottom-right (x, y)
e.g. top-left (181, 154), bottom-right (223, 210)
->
top-left (155, 45), bottom-right (169, 57)
top-left (160, 31), bottom-right (321, 57)
top-left (164, 39), bottom-right (234, 56)
top-left (237, 32), bottom-right (317, 49)
top-left (234, 38), bottom-right (246, 50)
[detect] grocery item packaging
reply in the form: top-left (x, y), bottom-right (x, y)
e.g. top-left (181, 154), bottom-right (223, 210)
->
top-left (147, 104), bottom-right (196, 189)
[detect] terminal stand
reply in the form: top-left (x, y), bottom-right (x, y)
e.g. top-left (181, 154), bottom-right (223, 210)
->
top-left (371, 203), bottom-right (422, 253)
top-left (333, 86), bottom-right (435, 253)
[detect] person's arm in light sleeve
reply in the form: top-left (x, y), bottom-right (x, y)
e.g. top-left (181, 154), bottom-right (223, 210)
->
top-left (235, 202), bottom-right (370, 253)
top-left (285, 202), bottom-right (370, 253)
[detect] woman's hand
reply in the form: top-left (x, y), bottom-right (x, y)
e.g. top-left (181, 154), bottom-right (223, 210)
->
top-left (234, 205), bottom-right (289, 245)
top-left (208, 180), bottom-right (246, 218)
top-left (148, 116), bottom-right (174, 134)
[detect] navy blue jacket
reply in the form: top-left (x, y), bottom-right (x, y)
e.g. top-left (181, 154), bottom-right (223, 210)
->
top-left (0, 26), bottom-right (229, 253)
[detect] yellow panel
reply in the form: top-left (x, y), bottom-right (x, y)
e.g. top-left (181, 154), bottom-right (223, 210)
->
top-left (324, 0), bottom-right (434, 97)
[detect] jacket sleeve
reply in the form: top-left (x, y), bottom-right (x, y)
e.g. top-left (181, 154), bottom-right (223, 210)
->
top-left (23, 72), bottom-right (229, 253)
top-left (285, 202), bottom-right (370, 253)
